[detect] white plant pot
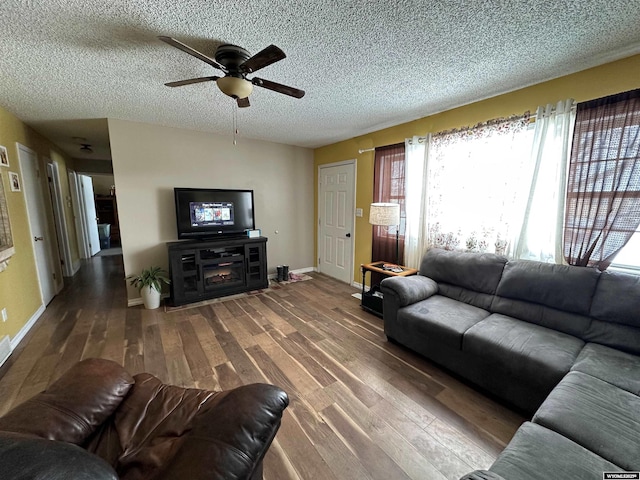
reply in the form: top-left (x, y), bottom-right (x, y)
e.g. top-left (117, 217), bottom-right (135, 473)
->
top-left (141, 285), bottom-right (161, 309)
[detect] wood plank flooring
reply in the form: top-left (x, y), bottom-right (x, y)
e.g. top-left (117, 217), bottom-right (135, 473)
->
top-left (0, 255), bottom-right (525, 479)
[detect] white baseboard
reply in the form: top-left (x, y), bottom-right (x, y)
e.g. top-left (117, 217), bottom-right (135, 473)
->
top-left (0, 304), bottom-right (46, 368)
top-left (293, 266), bottom-right (316, 274)
top-left (268, 266), bottom-right (315, 280)
top-left (352, 281), bottom-right (370, 292)
top-left (71, 260), bottom-right (81, 276)
top-left (0, 336), bottom-right (11, 367)
top-left (127, 298), bottom-right (144, 307)
top-left (127, 293), bottom-right (169, 308)
top-left (10, 305), bottom-right (45, 350)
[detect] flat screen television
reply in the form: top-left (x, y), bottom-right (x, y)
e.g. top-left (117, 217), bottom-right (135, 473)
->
top-left (174, 188), bottom-right (255, 239)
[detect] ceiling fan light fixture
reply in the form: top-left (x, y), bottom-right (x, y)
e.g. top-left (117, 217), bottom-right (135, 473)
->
top-left (216, 76), bottom-right (253, 99)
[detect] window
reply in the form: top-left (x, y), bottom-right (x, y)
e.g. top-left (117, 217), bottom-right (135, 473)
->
top-left (372, 143), bottom-right (405, 263)
top-left (611, 229), bottom-right (640, 271)
top-left (426, 114), bottom-right (533, 254)
top-left (563, 89), bottom-right (640, 270)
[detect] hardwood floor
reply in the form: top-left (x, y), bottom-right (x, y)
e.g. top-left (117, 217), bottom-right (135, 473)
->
top-left (0, 255), bottom-right (525, 479)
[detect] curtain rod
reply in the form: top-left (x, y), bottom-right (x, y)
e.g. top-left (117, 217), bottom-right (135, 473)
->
top-left (358, 136), bottom-right (428, 154)
top-left (356, 103), bottom-right (575, 154)
top-left (407, 136), bottom-right (427, 145)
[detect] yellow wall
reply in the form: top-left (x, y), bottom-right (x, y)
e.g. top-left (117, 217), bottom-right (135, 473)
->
top-left (0, 106), bottom-right (79, 341)
top-left (314, 54), bottom-right (640, 283)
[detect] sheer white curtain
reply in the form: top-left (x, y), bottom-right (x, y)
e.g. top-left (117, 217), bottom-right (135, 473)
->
top-left (426, 115), bottom-right (534, 254)
top-left (403, 135), bottom-right (430, 268)
top-left (509, 99), bottom-right (575, 262)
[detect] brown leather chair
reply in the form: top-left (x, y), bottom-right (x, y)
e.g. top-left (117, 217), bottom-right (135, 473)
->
top-left (0, 358), bottom-right (288, 479)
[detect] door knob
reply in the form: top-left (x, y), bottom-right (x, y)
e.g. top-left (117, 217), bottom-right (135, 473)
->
top-left (346, 233), bottom-right (351, 237)
top-left (34, 236), bottom-right (44, 241)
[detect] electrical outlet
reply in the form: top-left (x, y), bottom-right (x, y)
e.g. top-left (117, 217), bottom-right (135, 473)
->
top-left (1, 308), bottom-right (7, 322)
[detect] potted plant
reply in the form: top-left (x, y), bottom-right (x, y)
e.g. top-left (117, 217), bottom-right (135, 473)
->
top-left (127, 266), bottom-right (170, 309)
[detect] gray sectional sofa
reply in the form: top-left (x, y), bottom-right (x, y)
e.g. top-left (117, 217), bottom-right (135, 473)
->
top-left (380, 248), bottom-right (640, 479)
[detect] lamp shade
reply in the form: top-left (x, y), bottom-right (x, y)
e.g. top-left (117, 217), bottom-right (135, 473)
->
top-left (369, 203), bottom-right (400, 226)
top-left (216, 76), bottom-right (254, 99)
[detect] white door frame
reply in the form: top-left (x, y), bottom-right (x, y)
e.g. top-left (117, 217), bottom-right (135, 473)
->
top-left (16, 143), bottom-right (61, 304)
top-left (79, 174), bottom-right (100, 256)
top-left (46, 161), bottom-right (74, 276)
top-left (317, 159), bottom-right (357, 285)
top-left (68, 171), bottom-right (91, 259)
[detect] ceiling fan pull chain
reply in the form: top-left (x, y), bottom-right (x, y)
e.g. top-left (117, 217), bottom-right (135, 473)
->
top-left (233, 102), bottom-right (238, 145)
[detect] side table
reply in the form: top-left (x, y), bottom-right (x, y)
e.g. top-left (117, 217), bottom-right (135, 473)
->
top-left (360, 261), bottom-right (418, 317)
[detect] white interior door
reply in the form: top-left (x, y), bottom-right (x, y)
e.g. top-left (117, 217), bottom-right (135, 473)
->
top-left (318, 161), bottom-right (356, 284)
top-left (17, 144), bottom-right (58, 305)
top-left (46, 162), bottom-right (73, 276)
top-left (79, 175), bottom-right (100, 256)
top-left (68, 171), bottom-right (90, 259)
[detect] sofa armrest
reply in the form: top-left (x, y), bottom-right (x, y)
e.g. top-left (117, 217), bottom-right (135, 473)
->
top-left (156, 383), bottom-right (289, 480)
top-left (0, 358), bottom-right (134, 445)
top-left (459, 470), bottom-right (506, 480)
top-left (380, 275), bottom-right (438, 307)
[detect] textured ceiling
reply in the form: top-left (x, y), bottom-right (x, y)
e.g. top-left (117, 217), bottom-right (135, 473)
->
top-left (1, 0), bottom-right (640, 159)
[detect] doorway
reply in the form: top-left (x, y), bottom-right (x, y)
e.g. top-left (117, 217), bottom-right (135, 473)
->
top-left (17, 143), bottom-right (61, 305)
top-left (317, 160), bottom-right (356, 284)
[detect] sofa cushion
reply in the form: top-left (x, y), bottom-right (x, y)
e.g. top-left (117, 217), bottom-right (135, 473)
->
top-left (571, 342), bottom-right (640, 395)
top-left (420, 248), bottom-right (507, 296)
top-left (0, 358), bottom-right (134, 445)
top-left (490, 296), bottom-right (592, 338)
top-left (463, 314), bottom-right (584, 390)
top-left (396, 295), bottom-right (490, 349)
top-left (533, 371), bottom-right (640, 472)
top-left (495, 261), bottom-right (600, 316)
top-left (585, 271), bottom-right (640, 355)
top-left (0, 432), bottom-right (118, 480)
top-left (582, 319), bottom-right (640, 356)
top-left (488, 422), bottom-right (622, 480)
top-left (590, 270), bottom-right (640, 328)
top-left (489, 256), bottom-right (597, 339)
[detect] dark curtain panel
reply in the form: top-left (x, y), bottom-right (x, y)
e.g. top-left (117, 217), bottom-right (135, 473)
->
top-left (563, 89), bottom-right (640, 270)
top-left (372, 143), bottom-right (406, 266)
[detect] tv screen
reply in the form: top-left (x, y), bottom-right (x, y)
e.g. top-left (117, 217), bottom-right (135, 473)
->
top-left (174, 188), bottom-right (255, 239)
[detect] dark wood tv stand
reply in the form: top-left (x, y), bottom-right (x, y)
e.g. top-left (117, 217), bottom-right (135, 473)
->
top-left (167, 236), bottom-right (268, 306)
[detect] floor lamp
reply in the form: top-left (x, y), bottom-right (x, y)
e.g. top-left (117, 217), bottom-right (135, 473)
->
top-left (369, 202), bottom-right (401, 265)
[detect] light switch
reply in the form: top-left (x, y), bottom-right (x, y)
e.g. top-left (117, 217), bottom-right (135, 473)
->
top-left (355, 208), bottom-right (363, 217)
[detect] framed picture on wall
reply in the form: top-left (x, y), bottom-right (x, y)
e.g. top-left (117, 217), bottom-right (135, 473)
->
top-left (0, 146), bottom-right (8, 167)
top-left (9, 172), bottom-right (20, 192)
top-left (0, 171), bottom-right (16, 272)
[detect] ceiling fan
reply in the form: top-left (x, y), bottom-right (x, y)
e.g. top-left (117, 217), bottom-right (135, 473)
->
top-left (159, 36), bottom-right (305, 108)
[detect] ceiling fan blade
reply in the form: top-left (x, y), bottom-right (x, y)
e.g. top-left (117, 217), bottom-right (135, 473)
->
top-left (164, 76), bottom-right (219, 87)
top-left (239, 45), bottom-right (286, 73)
top-left (158, 36), bottom-right (224, 70)
top-left (237, 97), bottom-right (250, 108)
top-left (251, 77), bottom-right (305, 98)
